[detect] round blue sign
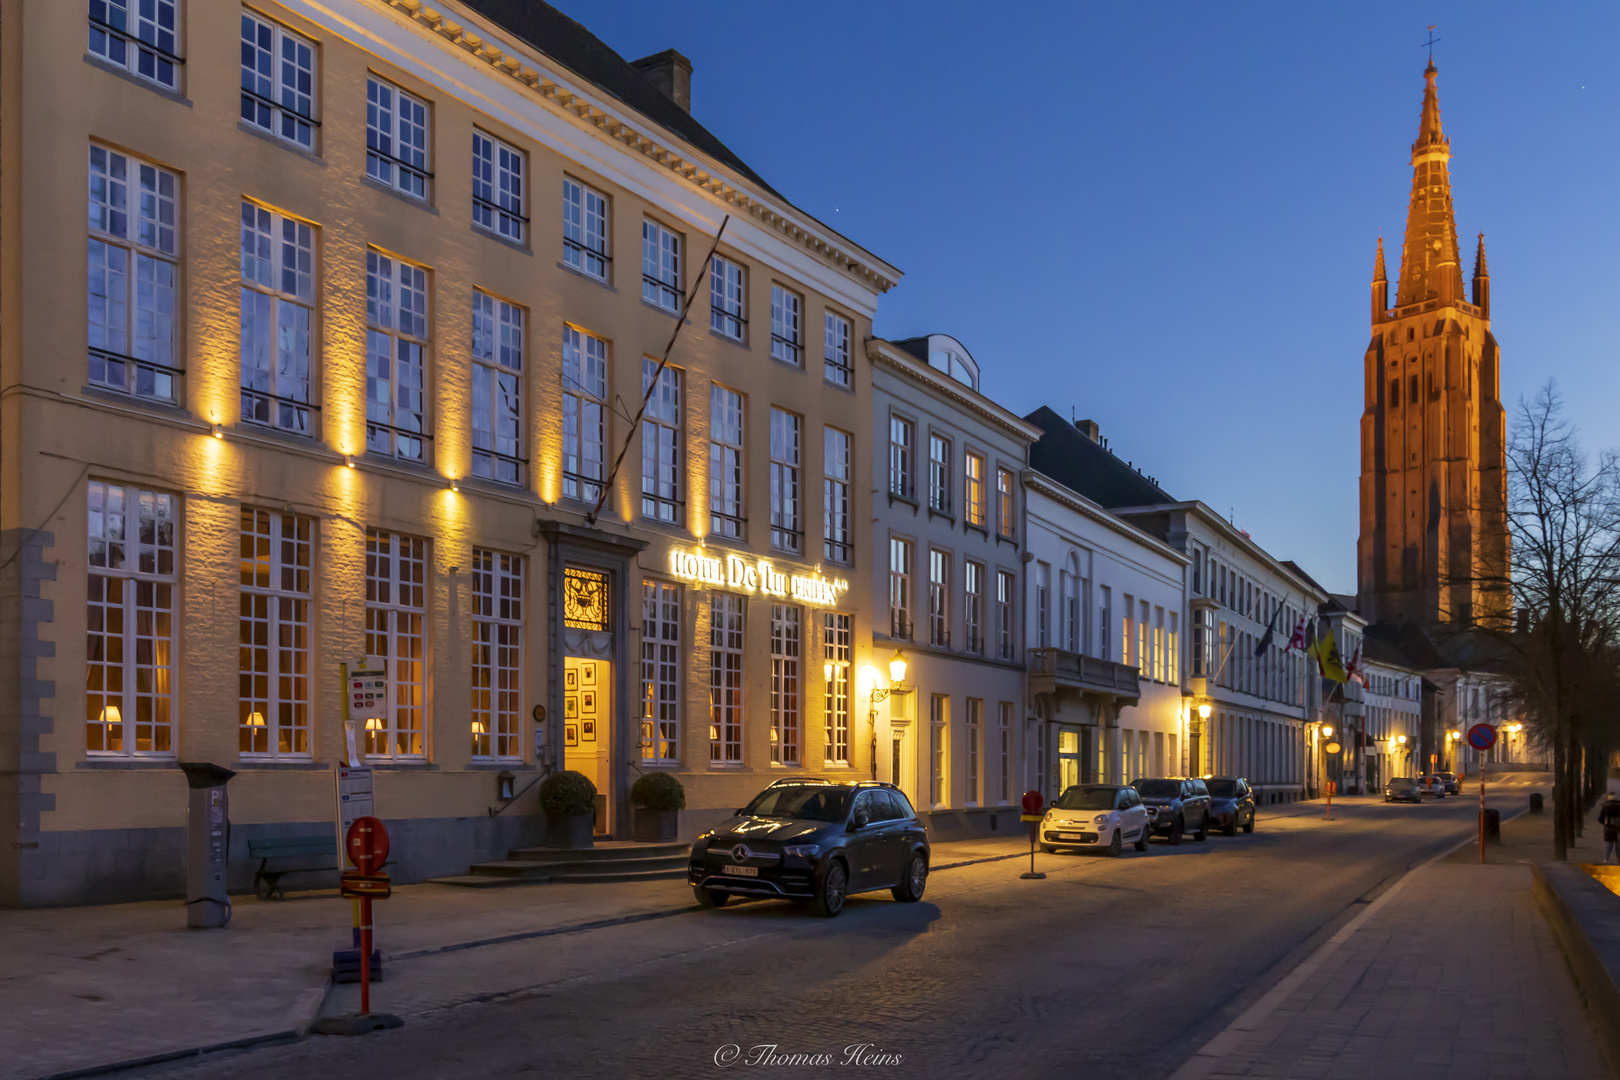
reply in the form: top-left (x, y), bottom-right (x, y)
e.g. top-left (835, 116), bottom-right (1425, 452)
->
top-left (1466, 723), bottom-right (1498, 751)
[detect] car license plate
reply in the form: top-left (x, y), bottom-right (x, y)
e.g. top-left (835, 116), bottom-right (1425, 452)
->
top-left (722, 864), bottom-right (758, 877)
top-left (1058, 832), bottom-right (1082, 841)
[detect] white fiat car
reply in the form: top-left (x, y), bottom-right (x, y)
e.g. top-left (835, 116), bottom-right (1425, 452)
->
top-left (1039, 784), bottom-right (1151, 857)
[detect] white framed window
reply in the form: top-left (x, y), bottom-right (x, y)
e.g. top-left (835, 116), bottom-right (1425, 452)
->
top-left (997, 467), bottom-right (1016, 539)
top-left (365, 250), bottom-right (429, 461)
top-left (472, 130), bottom-right (526, 243)
top-left (929, 695), bottom-right (948, 808)
top-left (1168, 611), bottom-right (1180, 685)
top-left (1122, 594), bottom-right (1136, 665)
top-left (642, 219), bottom-right (682, 312)
top-left (471, 292), bottom-right (525, 485)
top-left (1062, 556), bottom-right (1080, 652)
top-left (471, 549), bottom-right (522, 761)
top-left (997, 701), bottom-right (1013, 804)
top-left (823, 612), bottom-right (851, 765)
top-left (1098, 586), bottom-right (1112, 662)
top-left (823, 427), bottom-right (851, 565)
top-left (964, 453), bottom-right (987, 528)
top-left (641, 580), bottom-right (680, 764)
top-left (889, 415), bottom-right (914, 499)
top-left (563, 177), bottom-right (609, 279)
top-left (365, 529), bottom-right (427, 759)
top-left (928, 434), bottom-right (951, 514)
top-left (997, 569), bottom-right (1016, 661)
top-left (709, 385), bottom-right (745, 539)
top-left (90, 0), bottom-right (181, 91)
top-left (641, 360), bottom-right (681, 524)
top-left (709, 593), bottom-right (744, 765)
top-left (889, 537), bottom-right (913, 639)
top-left (1153, 606), bottom-right (1166, 681)
top-left (965, 698), bottom-right (982, 806)
top-left (366, 76), bottom-right (430, 199)
top-left (770, 604), bottom-right (801, 765)
top-left (238, 506), bottom-right (311, 759)
top-left (240, 10), bottom-right (316, 150)
top-left (928, 548), bottom-right (950, 648)
top-left (770, 285), bottom-right (802, 366)
top-left (86, 481), bottom-right (177, 757)
top-left (709, 254), bottom-right (745, 340)
top-left (240, 200), bottom-right (315, 435)
top-left (824, 311), bottom-right (852, 387)
top-left (964, 560), bottom-right (984, 655)
top-left (1034, 561), bottom-right (1050, 648)
top-left (562, 325), bottom-right (608, 502)
top-left (769, 408), bottom-right (802, 555)
top-left (88, 145), bottom-right (179, 403)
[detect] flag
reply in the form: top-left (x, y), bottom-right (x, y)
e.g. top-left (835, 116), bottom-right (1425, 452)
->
top-left (1253, 603), bottom-right (1282, 657)
top-left (1346, 645), bottom-right (1365, 687)
top-left (1314, 628), bottom-right (1348, 684)
top-left (1285, 617), bottom-right (1307, 653)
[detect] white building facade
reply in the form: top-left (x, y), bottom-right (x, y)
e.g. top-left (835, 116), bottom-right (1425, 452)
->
top-left (869, 335), bottom-right (1038, 838)
top-left (1023, 473), bottom-right (1188, 798)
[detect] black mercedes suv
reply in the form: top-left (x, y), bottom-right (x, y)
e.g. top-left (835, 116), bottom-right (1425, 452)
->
top-left (688, 779), bottom-right (930, 917)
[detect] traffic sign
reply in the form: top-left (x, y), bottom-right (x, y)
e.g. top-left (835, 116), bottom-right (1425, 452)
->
top-left (1466, 724), bottom-right (1498, 751)
top-left (346, 816), bottom-right (390, 874)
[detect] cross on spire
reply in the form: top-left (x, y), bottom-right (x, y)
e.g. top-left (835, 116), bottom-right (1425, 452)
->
top-left (1422, 25), bottom-right (1441, 65)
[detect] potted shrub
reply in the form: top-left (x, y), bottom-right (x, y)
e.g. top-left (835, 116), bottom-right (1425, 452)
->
top-left (539, 770), bottom-right (597, 849)
top-left (631, 772), bottom-right (685, 842)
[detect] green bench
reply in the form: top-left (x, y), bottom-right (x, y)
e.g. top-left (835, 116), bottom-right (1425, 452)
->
top-left (249, 836), bottom-right (339, 899)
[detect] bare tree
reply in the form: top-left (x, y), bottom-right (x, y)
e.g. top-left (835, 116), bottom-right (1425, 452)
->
top-left (1488, 383), bottom-right (1620, 858)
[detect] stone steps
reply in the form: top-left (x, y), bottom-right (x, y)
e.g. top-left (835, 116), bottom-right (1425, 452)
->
top-left (426, 841), bottom-right (690, 888)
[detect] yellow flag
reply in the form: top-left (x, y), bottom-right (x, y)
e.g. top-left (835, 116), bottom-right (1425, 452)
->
top-left (1316, 628), bottom-right (1348, 684)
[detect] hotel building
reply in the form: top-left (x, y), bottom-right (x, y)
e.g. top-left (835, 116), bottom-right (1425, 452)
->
top-left (0, 0), bottom-right (897, 905)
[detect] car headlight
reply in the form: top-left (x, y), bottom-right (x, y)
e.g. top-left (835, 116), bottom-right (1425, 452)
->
top-left (1093, 814), bottom-right (1113, 824)
top-left (783, 843), bottom-right (820, 859)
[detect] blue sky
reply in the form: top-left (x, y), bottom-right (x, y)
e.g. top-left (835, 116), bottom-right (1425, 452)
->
top-left (560, 1), bottom-right (1620, 594)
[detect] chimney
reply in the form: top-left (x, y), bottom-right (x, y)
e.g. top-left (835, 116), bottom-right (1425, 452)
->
top-left (632, 49), bottom-right (693, 113)
top-left (1074, 418), bottom-right (1100, 443)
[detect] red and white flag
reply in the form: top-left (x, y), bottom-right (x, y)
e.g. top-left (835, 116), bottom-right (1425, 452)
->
top-left (1347, 645), bottom-right (1366, 686)
top-left (1285, 618), bottom-right (1307, 653)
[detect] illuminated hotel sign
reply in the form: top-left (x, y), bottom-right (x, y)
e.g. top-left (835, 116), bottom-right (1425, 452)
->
top-left (669, 548), bottom-right (848, 607)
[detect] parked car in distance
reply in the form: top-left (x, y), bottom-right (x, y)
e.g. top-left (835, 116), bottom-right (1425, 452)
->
top-left (688, 779), bottom-right (929, 918)
top-left (1385, 777), bottom-right (1423, 803)
top-left (1205, 776), bottom-right (1256, 835)
top-left (1437, 771), bottom-right (1460, 795)
top-left (1130, 777), bottom-right (1211, 845)
top-left (1418, 775), bottom-right (1447, 798)
top-left (1040, 784), bottom-right (1150, 856)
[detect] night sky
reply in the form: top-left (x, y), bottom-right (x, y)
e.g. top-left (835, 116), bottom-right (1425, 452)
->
top-left (556, 1), bottom-right (1620, 593)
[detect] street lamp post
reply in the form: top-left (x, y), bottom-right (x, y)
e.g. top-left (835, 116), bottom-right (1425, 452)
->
top-left (866, 650), bottom-right (910, 782)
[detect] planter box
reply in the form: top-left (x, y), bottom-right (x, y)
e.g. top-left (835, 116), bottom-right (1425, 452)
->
top-left (633, 807), bottom-right (678, 843)
top-left (544, 810), bottom-right (595, 849)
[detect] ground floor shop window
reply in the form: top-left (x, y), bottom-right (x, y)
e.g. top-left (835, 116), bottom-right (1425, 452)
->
top-left (770, 604), bottom-right (801, 764)
top-left (709, 593), bottom-right (744, 764)
top-left (641, 580), bottom-right (680, 763)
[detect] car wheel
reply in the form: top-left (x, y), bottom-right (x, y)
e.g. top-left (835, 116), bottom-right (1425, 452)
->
top-left (811, 859), bottom-right (847, 918)
top-left (1134, 826), bottom-right (1149, 852)
top-left (1223, 814), bottom-right (1238, 837)
top-left (891, 854), bottom-right (928, 902)
top-left (1107, 830), bottom-right (1123, 858)
top-left (694, 885), bottom-right (730, 909)
top-left (1242, 813), bottom-right (1255, 834)
top-left (1168, 817), bottom-right (1184, 846)
top-left (1195, 816), bottom-right (1209, 842)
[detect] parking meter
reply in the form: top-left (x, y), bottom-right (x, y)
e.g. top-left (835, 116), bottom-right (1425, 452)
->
top-left (180, 762), bottom-right (236, 928)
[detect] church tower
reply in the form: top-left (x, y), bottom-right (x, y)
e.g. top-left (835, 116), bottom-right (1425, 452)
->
top-left (1357, 60), bottom-right (1510, 627)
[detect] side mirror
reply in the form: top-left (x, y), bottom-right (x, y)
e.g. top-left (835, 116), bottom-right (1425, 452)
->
top-left (851, 809), bottom-right (871, 830)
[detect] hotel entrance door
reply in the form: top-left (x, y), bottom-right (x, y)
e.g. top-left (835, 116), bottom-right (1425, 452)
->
top-left (563, 657), bottom-right (611, 835)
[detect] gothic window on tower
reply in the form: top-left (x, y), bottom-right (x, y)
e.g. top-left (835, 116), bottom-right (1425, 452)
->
top-left (1390, 379), bottom-right (1400, 408)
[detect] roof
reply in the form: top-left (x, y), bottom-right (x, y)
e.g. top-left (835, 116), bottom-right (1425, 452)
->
top-left (1280, 561), bottom-right (1335, 602)
top-left (1024, 406), bottom-right (1175, 509)
top-left (462, 1), bottom-right (779, 196)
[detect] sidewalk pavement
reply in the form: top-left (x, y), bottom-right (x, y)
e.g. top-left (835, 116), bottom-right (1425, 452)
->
top-left (0, 833), bottom-right (1032, 1080)
top-left (1170, 806), bottom-right (1611, 1080)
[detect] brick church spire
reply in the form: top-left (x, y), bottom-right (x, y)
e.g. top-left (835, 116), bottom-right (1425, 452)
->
top-left (1357, 60), bottom-right (1510, 629)
top-left (1396, 62), bottom-right (1464, 307)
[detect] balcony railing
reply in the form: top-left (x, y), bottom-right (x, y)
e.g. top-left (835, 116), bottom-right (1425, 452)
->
top-left (1027, 647), bottom-right (1141, 705)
